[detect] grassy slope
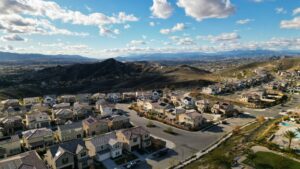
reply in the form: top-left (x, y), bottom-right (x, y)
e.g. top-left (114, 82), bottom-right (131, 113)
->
top-left (244, 151), bottom-right (300, 169)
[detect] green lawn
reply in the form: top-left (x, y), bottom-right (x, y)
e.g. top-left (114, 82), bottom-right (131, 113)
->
top-left (244, 151), bottom-right (300, 169)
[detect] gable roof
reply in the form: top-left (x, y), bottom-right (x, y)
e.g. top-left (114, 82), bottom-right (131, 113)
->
top-left (48, 139), bottom-right (86, 160)
top-left (58, 121), bottom-right (82, 131)
top-left (0, 151), bottom-right (47, 169)
top-left (86, 132), bottom-right (117, 147)
top-left (118, 126), bottom-right (149, 140)
top-left (22, 128), bottom-right (52, 140)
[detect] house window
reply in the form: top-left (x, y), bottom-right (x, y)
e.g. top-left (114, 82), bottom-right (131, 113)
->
top-left (133, 138), bottom-right (137, 143)
top-left (62, 158), bottom-right (69, 164)
top-left (81, 152), bottom-right (87, 157)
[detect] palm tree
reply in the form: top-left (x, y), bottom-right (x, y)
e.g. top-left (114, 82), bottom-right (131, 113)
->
top-left (283, 130), bottom-right (297, 150)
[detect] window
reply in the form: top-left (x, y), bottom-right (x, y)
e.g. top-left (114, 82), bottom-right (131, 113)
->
top-left (133, 138), bottom-right (137, 143)
top-left (81, 152), bottom-right (86, 157)
top-left (62, 158), bottom-right (69, 164)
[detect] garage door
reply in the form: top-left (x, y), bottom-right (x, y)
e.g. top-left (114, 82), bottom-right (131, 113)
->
top-left (97, 152), bottom-right (111, 161)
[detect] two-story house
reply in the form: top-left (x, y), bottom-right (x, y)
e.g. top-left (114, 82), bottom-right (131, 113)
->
top-left (178, 111), bottom-right (204, 129)
top-left (85, 132), bottom-right (122, 162)
top-left (82, 117), bottom-right (109, 137)
top-left (0, 135), bottom-right (21, 159)
top-left (57, 122), bottom-right (83, 142)
top-left (116, 126), bottom-right (151, 152)
top-left (0, 151), bottom-right (47, 169)
top-left (25, 111), bottom-right (51, 129)
top-left (22, 128), bottom-right (53, 150)
top-left (52, 109), bottom-right (74, 125)
top-left (0, 116), bottom-right (23, 135)
top-left (45, 139), bottom-right (91, 169)
top-left (108, 115), bottom-right (130, 130)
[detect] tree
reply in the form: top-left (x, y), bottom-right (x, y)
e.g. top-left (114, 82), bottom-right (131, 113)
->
top-left (283, 130), bottom-right (297, 150)
top-left (296, 128), bottom-right (300, 133)
top-left (256, 115), bottom-right (265, 124)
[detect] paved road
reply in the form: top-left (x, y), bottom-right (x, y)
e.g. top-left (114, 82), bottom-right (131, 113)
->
top-left (116, 104), bottom-right (253, 169)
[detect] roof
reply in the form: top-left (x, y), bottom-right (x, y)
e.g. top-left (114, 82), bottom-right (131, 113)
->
top-left (118, 126), bottom-right (149, 140)
top-left (48, 139), bottom-right (86, 160)
top-left (58, 121), bottom-right (82, 131)
top-left (86, 132), bottom-right (117, 147)
top-left (0, 135), bottom-right (20, 144)
top-left (0, 151), bottom-right (47, 169)
top-left (184, 111), bottom-right (202, 119)
top-left (110, 115), bottom-right (129, 122)
top-left (22, 128), bottom-right (52, 140)
top-left (0, 116), bottom-right (22, 124)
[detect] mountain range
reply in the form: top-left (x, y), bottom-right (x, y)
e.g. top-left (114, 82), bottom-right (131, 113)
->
top-left (0, 51), bottom-right (97, 64)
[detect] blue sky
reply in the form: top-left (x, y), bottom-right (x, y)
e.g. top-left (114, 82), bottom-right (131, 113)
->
top-left (0, 0), bottom-right (300, 58)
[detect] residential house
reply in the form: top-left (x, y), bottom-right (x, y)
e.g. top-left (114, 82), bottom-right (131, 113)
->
top-left (202, 86), bottom-right (219, 95)
top-left (108, 115), bottom-right (130, 130)
top-left (25, 111), bottom-right (51, 129)
top-left (240, 93), bottom-right (262, 103)
top-left (211, 102), bottom-right (235, 116)
top-left (165, 107), bottom-right (186, 122)
top-left (57, 122), bottom-right (83, 142)
top-left (23, 97), bottom-right (40, 106)
top-left (106, 93), bottom-right (121, 103)
top-left (76, 94), bottom-right (92, 104)
top-left (195, 100), bottom-right (210, 113)
top-left (151, 102), bottom-right (173, 117)
top-left (53, 103), bottom-right (71, 110)
top-left (0, 150), bottom-right (48, 169)
top-left (180, 96), bottom-right (195, 109)
top-left (58, 95), bottom-right (76, 104)
top-left (136, 99), bottom-right (153, 113)
top-left (0, 116), bottom-right (23, 135)
top-left (52, 109), bottom-right (74, 125)
top-left (45, 139), bottom-right (91, 169)
top-left (122, 92), bottom-right (137, 101)
top-left (152, 90), bottom-right (163, 101)
top-left (82, 117), bottom-right (109, 137)
top-left (73, 102), bottom-right (92, 120)
top-left (44, 95), bottom-right (56, 106)
top-left (85, 132), bottom-right (122, 162)
top-left (116, 126), bottom-right (151, 152)
top-left (0, 135), bottom-right (21, 158)
top-left (178, 111), bottom-right (204, 129)
top-left (91, 93), bottom-right (106, 102)
top-left (96, 101), bottom-right (116, 117)
top-left (22, 128), bottom-right (53, 150)
top-left (0, 99), bottom-right (20, 110)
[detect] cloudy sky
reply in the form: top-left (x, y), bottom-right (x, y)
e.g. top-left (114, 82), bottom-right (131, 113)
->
top-left (0, 0), bottom-right (300, 58)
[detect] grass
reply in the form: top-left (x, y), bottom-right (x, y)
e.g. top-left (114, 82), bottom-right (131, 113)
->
top-left (244, 151), bottom-right (300, 169)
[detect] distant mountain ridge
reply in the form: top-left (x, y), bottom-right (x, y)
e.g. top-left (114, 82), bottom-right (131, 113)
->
top-left (0, 51), bottom-right (97, 64)
top-left (116, 50), bottom-right (300, 61)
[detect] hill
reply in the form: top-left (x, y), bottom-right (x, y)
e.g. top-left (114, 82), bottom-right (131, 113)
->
top-left (0, 59), bottom-right (213, 98)
top-left (0, 51), bottom-right (97, 65)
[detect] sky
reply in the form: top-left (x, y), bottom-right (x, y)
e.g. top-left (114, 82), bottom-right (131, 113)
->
top-left (0, 0), bottom-right (300, 58)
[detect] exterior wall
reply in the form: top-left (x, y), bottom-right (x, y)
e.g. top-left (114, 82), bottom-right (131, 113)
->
top-left (55, 152), bottom-right (75, 169)
top-left (24, 135), bottom-right (53, 150)
top-left (0, 140), bottom-right (21, 158)
top-left (58, 128), bottom-right (83, 142)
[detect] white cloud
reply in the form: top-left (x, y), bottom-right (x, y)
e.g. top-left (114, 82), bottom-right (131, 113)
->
top-left (124, 24), bottom-right (131, 29)
top-left (293, 8), bottom-right (300, 15)
top-left (236, 19), bottom-right (253, 25)
top-left (127, 40), bottom-right (146, 47)
top-left (275, 7), bottom-right (287, 14)
top-left (0, 0), bottom-right (138, 37)
top-left (160, 23), bottom-right (185, 34)
top-left (99, 26), bottom-right (120, 37)
top-left (280, 17), bottom-right (300, 29)
top-left (149, 22), bottom-right (156, 27)
top-left (150, 0), bottom-right (173, 19)
top-left (1, 34), bottom-right (26, 41)
top-left (198, 32), bottom-right (240, 42)
top-left (177, 0), bottom-right (235, 21)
